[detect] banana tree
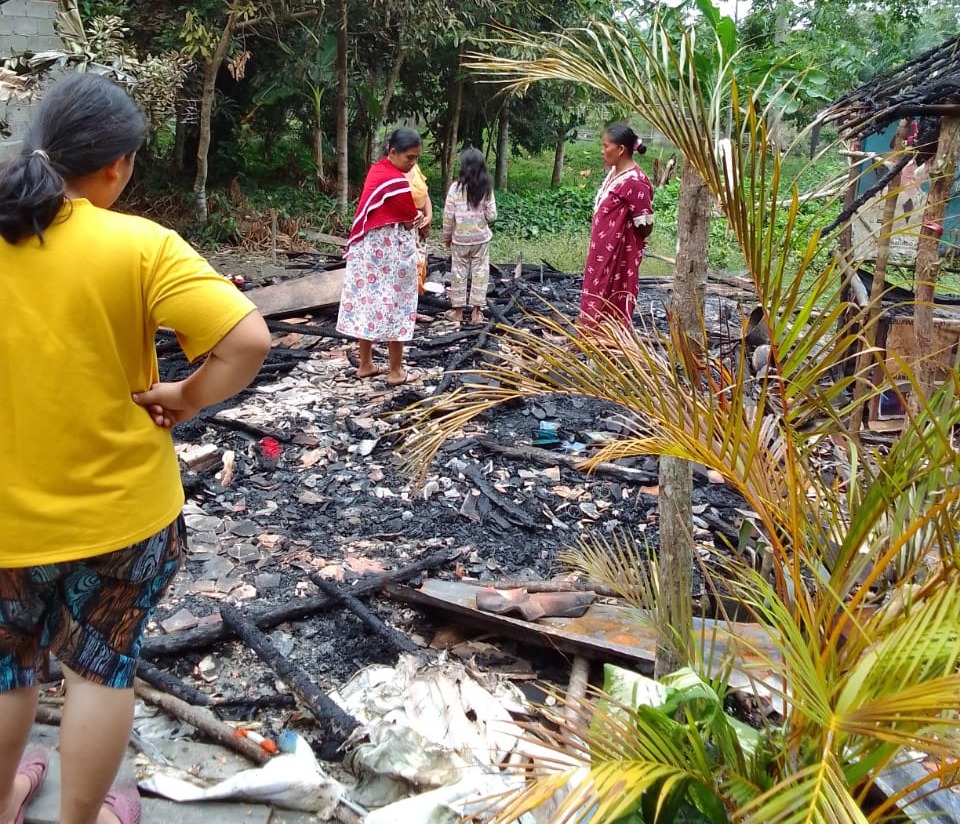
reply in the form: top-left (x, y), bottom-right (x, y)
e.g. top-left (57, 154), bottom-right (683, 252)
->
top-left (398, 13), bottom-right (960, 823)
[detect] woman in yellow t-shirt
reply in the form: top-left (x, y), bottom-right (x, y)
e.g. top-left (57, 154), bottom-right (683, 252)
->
top-left (406, 162), bottom-right (432, 292)
top-left (0, 74), bottom-right (271, 824)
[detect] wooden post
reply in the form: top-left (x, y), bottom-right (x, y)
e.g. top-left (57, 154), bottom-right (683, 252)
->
top-left (848, 122), bottom-right (910, 434)
top-left (270, 208), bottom-right (278, 265)
top-left (912, 116), bottom-right (960, 411)
top-left (656, 160), bottom-right (710, 680)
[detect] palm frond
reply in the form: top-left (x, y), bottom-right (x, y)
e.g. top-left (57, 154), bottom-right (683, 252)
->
top-left (736, 758), bottom-right (870, 824)
top-left (397, 11), bottom-right (960, 824)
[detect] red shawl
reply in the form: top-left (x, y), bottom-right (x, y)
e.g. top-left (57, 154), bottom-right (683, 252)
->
top-left (348, 157), bottom-right (418, 247)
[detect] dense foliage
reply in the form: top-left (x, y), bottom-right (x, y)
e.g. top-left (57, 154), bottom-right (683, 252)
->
top-left (64, 0), bottom-right (957, 221)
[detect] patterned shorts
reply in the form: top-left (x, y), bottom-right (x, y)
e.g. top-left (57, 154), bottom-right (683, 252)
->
top-left (0, 516), bottom-right (185, 692)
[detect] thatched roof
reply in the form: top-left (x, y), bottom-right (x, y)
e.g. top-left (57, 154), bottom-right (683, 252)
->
top-left (818, 35), bottom-right (960, 141)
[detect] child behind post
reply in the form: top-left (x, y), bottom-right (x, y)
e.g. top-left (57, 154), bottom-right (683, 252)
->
top-left (442, 148), bottom-right (497, 325)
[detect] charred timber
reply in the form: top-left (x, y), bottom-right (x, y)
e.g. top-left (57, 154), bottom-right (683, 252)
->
top-left (477, 437), bottom-right (658, 485)
top-left (266, 319), bottom-right (349, 339)
top-left (459, 462), bottom-right (540, 529)
top-left (219, 603), bottom-right (360, 754)
top-left (137, 660), bottom-right (211, 706)
top-left (308, 575), bottom-right (420, 655)
top-left (141, 548), bottom-right (457, 658)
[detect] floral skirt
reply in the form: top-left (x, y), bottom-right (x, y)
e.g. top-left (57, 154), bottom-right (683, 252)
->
top-left (336, 223), bottom-right (419, 342)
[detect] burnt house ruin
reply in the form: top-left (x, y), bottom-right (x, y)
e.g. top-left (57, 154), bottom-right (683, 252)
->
top-left (817, 34), bottom-right (960, 430)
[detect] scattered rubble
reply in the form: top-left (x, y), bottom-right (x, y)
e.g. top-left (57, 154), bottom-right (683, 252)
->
top-left (45, 254), bottom-right (779, 821)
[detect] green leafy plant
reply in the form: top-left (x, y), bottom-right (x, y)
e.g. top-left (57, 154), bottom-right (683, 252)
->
top-left (398, 11), bottom-right (960, 823)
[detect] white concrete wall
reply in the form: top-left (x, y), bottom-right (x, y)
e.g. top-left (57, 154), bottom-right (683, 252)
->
top-left (0, 1), bottom-right (61, 160)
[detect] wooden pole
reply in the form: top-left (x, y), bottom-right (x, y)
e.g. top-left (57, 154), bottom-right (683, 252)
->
top-left (848, 122), bottom-right (910, 434)
top-left (134, 680), bottom-right (270, 765)
top-left (912, 116), bottom-right (960, 410)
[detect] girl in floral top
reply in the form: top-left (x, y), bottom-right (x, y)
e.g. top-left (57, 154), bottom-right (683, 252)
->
top-left (442, 148), bottom-right (497, 325)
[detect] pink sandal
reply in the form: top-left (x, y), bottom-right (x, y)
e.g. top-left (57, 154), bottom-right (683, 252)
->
top-left (102, 784), bottom-right (141, 824)
top-left (14, 750), bottom-right (49, 824)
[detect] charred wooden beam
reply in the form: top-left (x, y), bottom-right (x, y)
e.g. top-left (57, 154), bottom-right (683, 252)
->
top-left (137, 660), bottom-right (210, 706)
top-left (308, 575), bottom-right (420, 655)
top-left (266, 319), bottom-right (349, 340)
top-left (219, 604), bottom-right (359, 753)
top-left (141, 548), bottom-right (457, 659)
top-left (201, 413), bottom-right (295, 443)
top-left (459, 462), bottom-right (540, 529)
top-left (431, 295), bottom-right (518, 397)
top-left (476, 436), bottom-right (658, 485)
top-left (822, 154), bottom-right (911, 236)
top-left (208, 693), bottom-right (297, 713)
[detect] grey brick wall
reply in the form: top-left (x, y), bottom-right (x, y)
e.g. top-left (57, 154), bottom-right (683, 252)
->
top-left (1, 1), bottom-right (60, 161)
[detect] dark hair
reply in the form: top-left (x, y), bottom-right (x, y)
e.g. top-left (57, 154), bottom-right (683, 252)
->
top-left (0, 73), bottom-right (146, 245)
top-left (385, 127), bottom-right (423, 154)
top-left (456, 147), bottom-right (492, 209)
top-left (605, 123), bottom-right (646, 156)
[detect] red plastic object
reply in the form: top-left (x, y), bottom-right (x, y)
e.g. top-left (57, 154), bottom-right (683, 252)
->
top-left (258, 437), bottom-right (282, 461)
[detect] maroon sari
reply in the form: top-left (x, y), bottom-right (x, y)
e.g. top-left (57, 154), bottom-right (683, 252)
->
top-left (579, 164), bottom-right (654, 328)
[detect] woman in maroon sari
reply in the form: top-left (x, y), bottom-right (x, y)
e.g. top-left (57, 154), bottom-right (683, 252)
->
top-left (579, 124), bottom-right (655, 330)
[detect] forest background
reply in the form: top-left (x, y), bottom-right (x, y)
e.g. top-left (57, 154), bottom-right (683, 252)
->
top-left (45, 0), bottom-right (960, 275)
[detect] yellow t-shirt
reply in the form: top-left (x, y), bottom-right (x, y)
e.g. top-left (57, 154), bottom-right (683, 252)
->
top-left (406, 164), bottom-right (429, 210)
top-left (0, 199), bottom-right (257, 567)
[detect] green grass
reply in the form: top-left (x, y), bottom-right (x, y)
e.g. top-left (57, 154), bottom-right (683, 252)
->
top-left (490, 226), bottom-right (592, 274)
top-left (479, 136), bottom-right (683, 275)
top-left (220, 133), bottom-right (847, 282)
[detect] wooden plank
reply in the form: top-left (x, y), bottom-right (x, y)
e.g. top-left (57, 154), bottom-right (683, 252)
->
top-left (244, 268), bottom-right (344, 318)
top-left (386, 579), bottom-right (782, 700)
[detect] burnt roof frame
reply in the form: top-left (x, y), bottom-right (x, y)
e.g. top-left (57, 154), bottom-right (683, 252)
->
top-left (817, 35), bottom-right (960, 141)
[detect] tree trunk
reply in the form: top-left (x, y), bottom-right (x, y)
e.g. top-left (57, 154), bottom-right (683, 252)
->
top-left (173, 115), bottom-right (189, 176)
top-left (443, 55), bottom-right (465, 194)
top-left (551, 135), bottom-right (566, 187)
top-left (369, 47), bottom-right (405, 167)
top-left (495, 98), bottom-right (510, 191)
top-left (335, 0), bottom-right (349, 213)
top-left (912, 116), bottom-right (960, 410)
top-left (655, 161), bottom-right (710, 680)
top-left (193, 15), bottom-right (238, 225)
top-left (312, 93), bottom-right (325, 186)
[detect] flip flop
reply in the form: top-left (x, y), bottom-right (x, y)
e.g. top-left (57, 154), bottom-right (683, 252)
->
top-left (354, 366), bottom-right (381, 379)
top-left (102, 783), bottom-right (142, 824)
top-left (385, 369), bottom-right (422, 386)
top-left (14, 750), bottom-right (49, 824)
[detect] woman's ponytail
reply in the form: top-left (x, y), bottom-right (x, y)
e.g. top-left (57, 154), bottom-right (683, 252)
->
top-left (0, 149), bottom-right (67, 244)
top-left (0, 73), bottom-right (146, 245)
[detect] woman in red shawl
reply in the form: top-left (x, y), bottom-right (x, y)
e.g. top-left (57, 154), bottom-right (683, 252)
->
top-left (579, 123), bottom-right (655, 330)
top-left (337, 127), bottom-right (422, 385)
